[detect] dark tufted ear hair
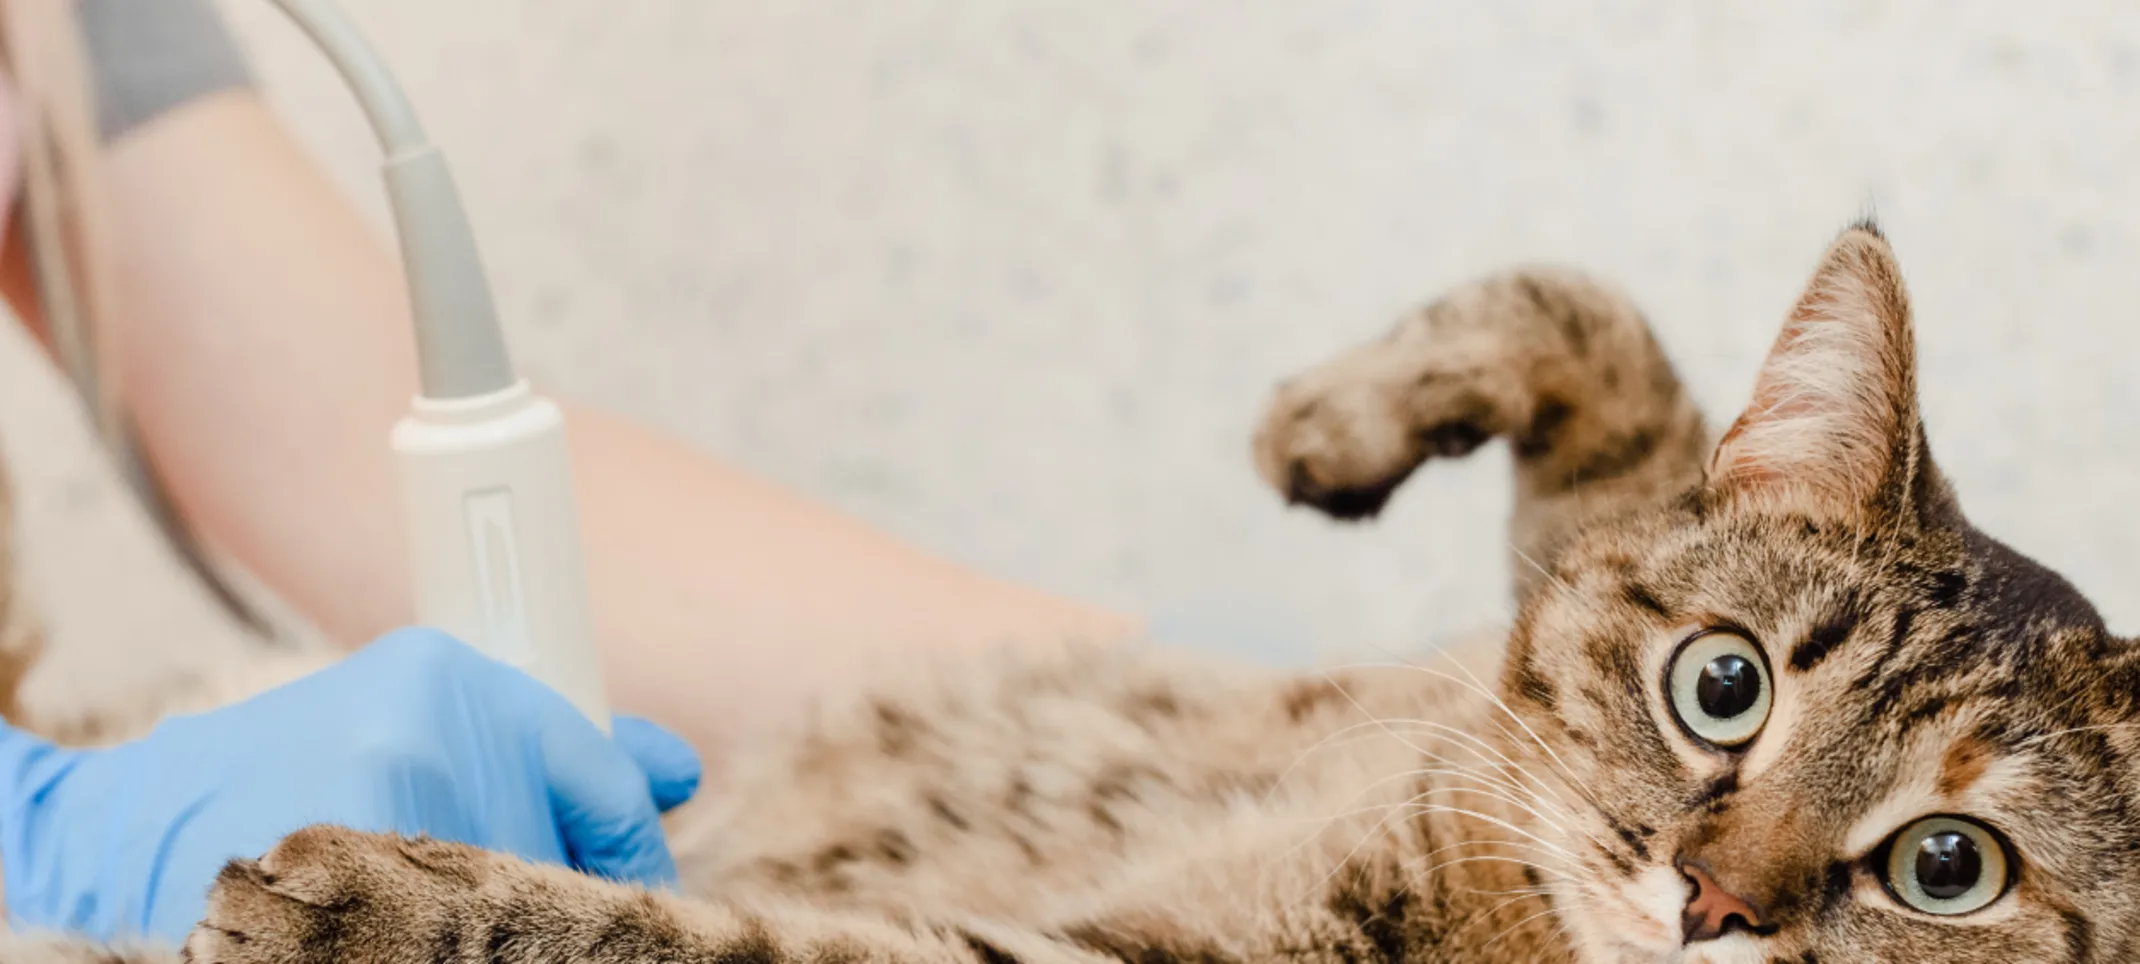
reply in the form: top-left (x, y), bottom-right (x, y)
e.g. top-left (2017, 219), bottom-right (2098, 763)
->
top-left (1707, 221), bottom-right (1954, 525)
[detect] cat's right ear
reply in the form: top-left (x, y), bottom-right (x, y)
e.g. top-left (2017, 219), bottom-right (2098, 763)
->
top-left (1705, 221), bottom-right (1943, 524)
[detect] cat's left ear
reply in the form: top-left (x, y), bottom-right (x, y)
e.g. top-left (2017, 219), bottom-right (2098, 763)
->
top-left (1706, 221), bottom-right (1955, 525)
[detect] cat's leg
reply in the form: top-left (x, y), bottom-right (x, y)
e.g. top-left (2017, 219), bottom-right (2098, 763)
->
top-left (185, 665), bottom-right (1550, 964)
top-left (184, 826), bottom-right (1101, 964)
top-left (185, 800), bottom-right (1571, 964)
top-left (1252, 265), bottom-right (1710, 600)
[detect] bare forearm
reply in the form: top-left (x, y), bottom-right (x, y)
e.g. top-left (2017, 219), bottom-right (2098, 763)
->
top-left (70, 91), bottom-right (1133, 757)
top-left (99, 92), bottom-right (419, 645)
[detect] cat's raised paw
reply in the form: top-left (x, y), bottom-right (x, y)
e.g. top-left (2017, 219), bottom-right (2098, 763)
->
top-left (1251, 338), bottom-right (1501, 521)
top-left (1252, 266), bottom-right (1687, 528)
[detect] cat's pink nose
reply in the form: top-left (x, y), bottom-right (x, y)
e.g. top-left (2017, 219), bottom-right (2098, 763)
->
top-left (1680, 861), bottom-right (1767, 943)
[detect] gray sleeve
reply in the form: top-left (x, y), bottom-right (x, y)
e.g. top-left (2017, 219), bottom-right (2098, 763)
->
top-left (75, 0), bottom-right (256, 143)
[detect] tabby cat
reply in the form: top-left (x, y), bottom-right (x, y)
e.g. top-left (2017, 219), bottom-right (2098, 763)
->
top-left (8, 220), bottom-right (2137, 963)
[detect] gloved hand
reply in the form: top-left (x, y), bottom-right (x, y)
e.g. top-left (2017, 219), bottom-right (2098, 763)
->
top-left (0, 627), bottom-right (702, 944)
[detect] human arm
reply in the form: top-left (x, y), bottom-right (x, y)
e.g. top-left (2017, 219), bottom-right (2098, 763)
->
top-left (1, 86), bottom-right (1137, 764)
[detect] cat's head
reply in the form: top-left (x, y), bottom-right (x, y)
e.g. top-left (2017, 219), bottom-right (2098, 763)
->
top-left (1502, 222), bottom-right (2139, 963)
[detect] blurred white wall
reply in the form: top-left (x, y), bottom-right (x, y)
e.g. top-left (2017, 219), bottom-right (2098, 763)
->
top-left (8, 1), bottom-right (2140, 698)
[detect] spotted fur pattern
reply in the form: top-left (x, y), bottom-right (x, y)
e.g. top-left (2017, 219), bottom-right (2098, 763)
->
top-left (10, 221), bottom-right (2135, 963)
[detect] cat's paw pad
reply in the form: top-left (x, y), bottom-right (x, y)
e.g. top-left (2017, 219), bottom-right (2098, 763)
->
top-left (186, 826), bottom-right (478, 964)
top-left (1252, 366), bottom-right (1491, 521)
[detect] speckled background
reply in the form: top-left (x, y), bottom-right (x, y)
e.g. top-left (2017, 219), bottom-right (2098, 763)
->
top-left (7, 1), bottom-right (2140, 706)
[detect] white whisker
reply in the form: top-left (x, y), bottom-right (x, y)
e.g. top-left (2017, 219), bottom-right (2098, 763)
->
top-left (1407, 838), bottom-right (1587, 878)
top-left (1480, 904), bottom-right (1568, 949)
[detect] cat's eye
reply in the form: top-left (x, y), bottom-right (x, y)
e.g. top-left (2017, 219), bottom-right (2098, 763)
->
top-left (1664, 630), bottom-right (1772, 748)
top-left (1881, 816), bottom-right (2011, 916)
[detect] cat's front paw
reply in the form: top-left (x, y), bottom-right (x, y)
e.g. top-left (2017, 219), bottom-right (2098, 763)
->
top-left (185, 826), bottom-right (484, 964)
top-left (1253, 267), bottom-right (1658, 522)
top-left (1252, 342), bottom-right (1501, 521)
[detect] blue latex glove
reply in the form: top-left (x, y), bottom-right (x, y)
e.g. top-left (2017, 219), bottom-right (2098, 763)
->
top-left (0, 627), bottom-right (702, 944)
